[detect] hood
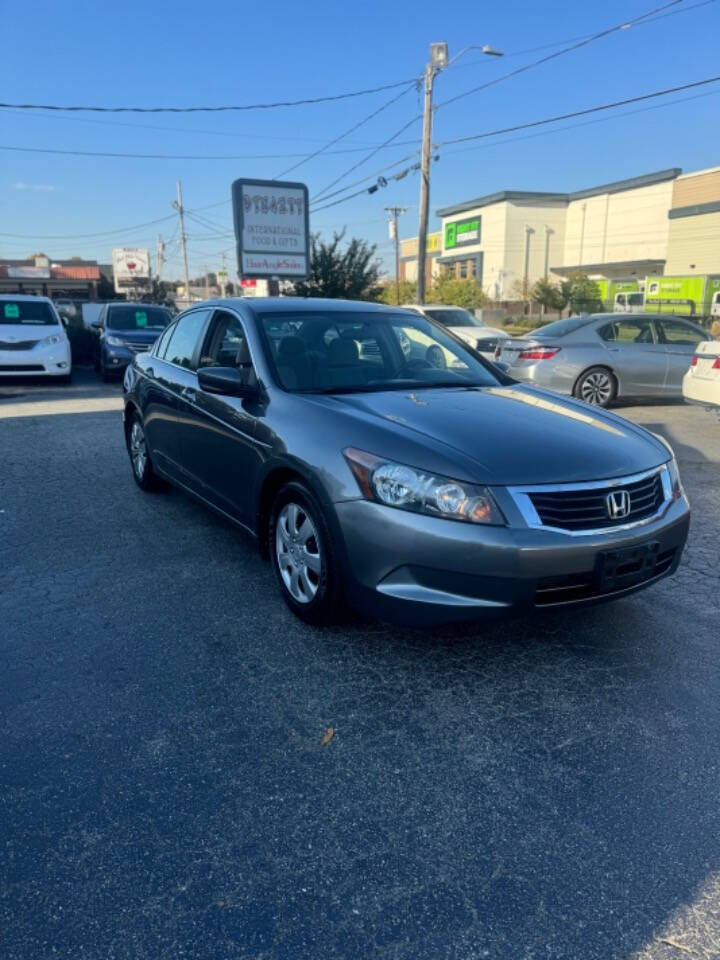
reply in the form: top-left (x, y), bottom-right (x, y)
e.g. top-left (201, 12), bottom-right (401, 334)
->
top-left (105, 328), bottom-right (163, 345)
top-left (450, 325), bottom-right (506, 341)
top-left (0, 323), bottom-right (64, 341)
top-left (318, 384), bottom-right (669, 485)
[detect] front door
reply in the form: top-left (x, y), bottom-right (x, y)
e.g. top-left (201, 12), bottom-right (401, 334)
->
top-left (597, 317), bottom-right (668, 396)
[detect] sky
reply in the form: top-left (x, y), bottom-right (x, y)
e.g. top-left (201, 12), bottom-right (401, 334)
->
top-left (1, 0), bottom-right (719, 280)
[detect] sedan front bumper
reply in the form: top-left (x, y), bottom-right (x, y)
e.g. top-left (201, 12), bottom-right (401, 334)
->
top-left (334, 494), bottom-right (690, 626)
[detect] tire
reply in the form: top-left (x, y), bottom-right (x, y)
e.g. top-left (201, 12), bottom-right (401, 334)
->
top-left (269, 481), bottom-right (342, 625)
top-left (126, 412), bottom-right (166, 492)
top-left (574, 366), bottom-right (617, 408)
top-left (58, 372), bottom-right (73, 386)
top-left (101, 362), bottom-right (112, 383)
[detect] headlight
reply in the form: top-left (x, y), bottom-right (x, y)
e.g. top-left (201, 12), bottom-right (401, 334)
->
top-left (41, 334), bottom-right (63, 346)
top-left (106, 335), bottom-right (126, 347)
top-left (344, 448), bottom-right (505, 525)
top-left (651, 432), bottom-right (685, 501)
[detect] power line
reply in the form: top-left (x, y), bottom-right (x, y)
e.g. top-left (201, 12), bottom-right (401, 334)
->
top-left (436, 75), bottom-right (720, 147)
top-left (0, 79), bottom-right (417, 114)
top-left (311, 114), bottom-right (424, 202)
top-left (274, 81), bottom-right (418, 179)
top-left (0, 213), bottom-right (176, 240)
top-left (445, 0), bottom-right (716, 72)
top-left (436, 0), bottom-right (687, 110)
top-left (0, 142), bottom-right (425, 161)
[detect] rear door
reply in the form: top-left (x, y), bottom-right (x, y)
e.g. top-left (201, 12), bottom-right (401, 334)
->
top-left (656, 317), bottom-right (707, 394)
top-left (182, 308), bottom-right (263, 526)
top-left (144, 308), bottom-right (212, 483)
top-left (596, 317), bottom-right (667, 396)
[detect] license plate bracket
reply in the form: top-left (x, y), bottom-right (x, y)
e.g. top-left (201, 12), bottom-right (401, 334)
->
top-left (595, 541), bottom-right (660, 592)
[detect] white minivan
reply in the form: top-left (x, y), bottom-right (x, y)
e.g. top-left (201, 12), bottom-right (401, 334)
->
top-left (0, 295), bottom-right (72, 383)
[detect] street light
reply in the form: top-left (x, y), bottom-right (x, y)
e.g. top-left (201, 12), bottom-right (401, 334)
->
top-left (416, 41), bottom-right (505, 304)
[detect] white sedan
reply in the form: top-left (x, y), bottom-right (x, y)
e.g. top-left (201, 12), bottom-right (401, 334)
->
top-left (683, 340), bottom-right (720, 409)
top-left (0, 295), bottom-right (72, 382)
top-left (401, 304), bottom-right (510, 362)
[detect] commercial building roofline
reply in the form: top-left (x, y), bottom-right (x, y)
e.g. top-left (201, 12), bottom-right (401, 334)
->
top-left (436, 168), bottom-right (682, 218)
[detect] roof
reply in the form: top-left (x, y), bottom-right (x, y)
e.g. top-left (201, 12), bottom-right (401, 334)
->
top-left (0, 258), bottom-right (101, 281)
top-left (550, 258), bottom-right (666, 276)
top-left (436, 168), bottom-right (682, 218)
top-left (209, 297), bottom-right (408, 314)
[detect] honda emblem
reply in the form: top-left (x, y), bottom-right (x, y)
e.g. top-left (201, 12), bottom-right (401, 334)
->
top-left (606, 489), bottom-right (631, 520)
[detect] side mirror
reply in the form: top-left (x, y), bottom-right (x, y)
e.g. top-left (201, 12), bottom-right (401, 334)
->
top-left (493, 360), bottom-right (510, 374)
top-left (90, 319), bottom-right (102, 330)
top-left (197, 365), bottom-right (256, 397)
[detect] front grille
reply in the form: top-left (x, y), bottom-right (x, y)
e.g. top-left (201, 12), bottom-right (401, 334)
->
top-left (534, 548), bottom-right (677, 606)
top-left (0, 364), bottom-right (44, 372)
top-left (0, 340), bottom-right (39, 351)
top-left (529, 471), bottom-right (665, 531)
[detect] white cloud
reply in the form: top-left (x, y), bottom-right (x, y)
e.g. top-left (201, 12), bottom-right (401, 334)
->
top-left (13, 182), bottom-right (56, 192)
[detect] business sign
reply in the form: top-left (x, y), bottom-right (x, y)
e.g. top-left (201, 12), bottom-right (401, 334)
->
top-left (232, 178), bottom-right (310, 280)
top-left (444, 217), bottom-right (481, 250)
top-left (8, 266), bottom-right (51, 279)
top-left (112, 247), bottom-right (150, 292)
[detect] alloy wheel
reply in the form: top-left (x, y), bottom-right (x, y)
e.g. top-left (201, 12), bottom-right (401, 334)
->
top-left (275, 502), bottom-right (322, 604)
top-left (580, 371), bottom-right (613, 405)
top-left (129, 420), bottom-right (148, 480)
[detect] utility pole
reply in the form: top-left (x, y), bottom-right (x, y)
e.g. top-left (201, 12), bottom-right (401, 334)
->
top-left (172, 181), bottom-right (191, 305)
top-left (385, 206), bottom-right (407, 304)
top-left (156, 234), bottom-right (165, 282)
top-left (416, 56), bottom-right (439, 306)
top-left (219, 251), bottom-right (228, 298)
top-left (416, 42), bottom-right (503, 305)
top-left (204, 265), bottom-right (210, 300)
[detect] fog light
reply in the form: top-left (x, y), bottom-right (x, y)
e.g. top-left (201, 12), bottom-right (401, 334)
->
top-left (112, 358), bottom-right (120, 365)
top-left (57, 361), bottom-right (68, 369)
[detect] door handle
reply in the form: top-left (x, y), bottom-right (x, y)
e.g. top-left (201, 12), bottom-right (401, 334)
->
top-left (181, 387), bottom-right (197, 403)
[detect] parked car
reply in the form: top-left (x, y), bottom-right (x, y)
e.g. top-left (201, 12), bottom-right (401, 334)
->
top-left (402, 304), bottom-right (510, 362)
top-left (683, 340), bottom-right (720, 409)
top-left (92, 302), bottom-right (173, 381)
top-left (122, 298), bottom-right (689, 626)
top-left (0, 295), bottom-right (72, 383)
top-left (496, 313), bottom-right (711, 406)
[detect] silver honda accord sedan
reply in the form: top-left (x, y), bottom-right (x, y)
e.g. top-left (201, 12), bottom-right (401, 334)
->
top-left (496, 312), bottom-right (710, 407)
top-left (122, 298), bottom-right (690, 626)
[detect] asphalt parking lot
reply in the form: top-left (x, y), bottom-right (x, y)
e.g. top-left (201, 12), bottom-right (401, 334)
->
top-left (2, 368), bottom-right (719, 960)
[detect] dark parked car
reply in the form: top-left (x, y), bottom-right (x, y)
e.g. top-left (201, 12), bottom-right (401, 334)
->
top-left (122, 299), bottom-right (690, 626)
top-left (92, 302), bottom-right (173, 381)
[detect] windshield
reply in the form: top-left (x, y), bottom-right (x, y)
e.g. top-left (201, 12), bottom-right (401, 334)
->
top-left (259, 310), bottom-right (502, 394)
top-left (528, 315), bottom-right (595, 338)
top-left (423, 308), bottom-right (483, 328)
top-left (1, 300), bottom-right (58, 326)
top-left (107, 305), bottom-right (172, 331)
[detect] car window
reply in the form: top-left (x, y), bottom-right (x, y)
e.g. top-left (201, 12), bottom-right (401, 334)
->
top-left (1, 300), bottom-right (59, 326)
top-left (106, 305), bottom-right (172, 331)
top-left (199, 311), bottom-right (250, 368)
top-left (161, 310), bottom-right (210, 370)
top-left (153, 321), bottom-right (176, 358)
top-left (657, 318), bottom-right (705, 346)
top-left (529, 315), bottom-right (594, 338)
top-left (597, 319), bottom-right (657, 344)
top-left (258, 310), bottom-right (501, 393)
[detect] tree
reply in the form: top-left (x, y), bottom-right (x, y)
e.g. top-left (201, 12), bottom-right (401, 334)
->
top-left (532, 278), bottom-right (568, 318)
top-left (564, 271), bottom-right (602, 314)
top-left (428, 276), bottom-right (488, 311)
top-left (378, 279), bottom-right (417, 306)
top-left (287, 230), bottom-right (381, 300)
top-left (140, 278), bottom-right (173, 306)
